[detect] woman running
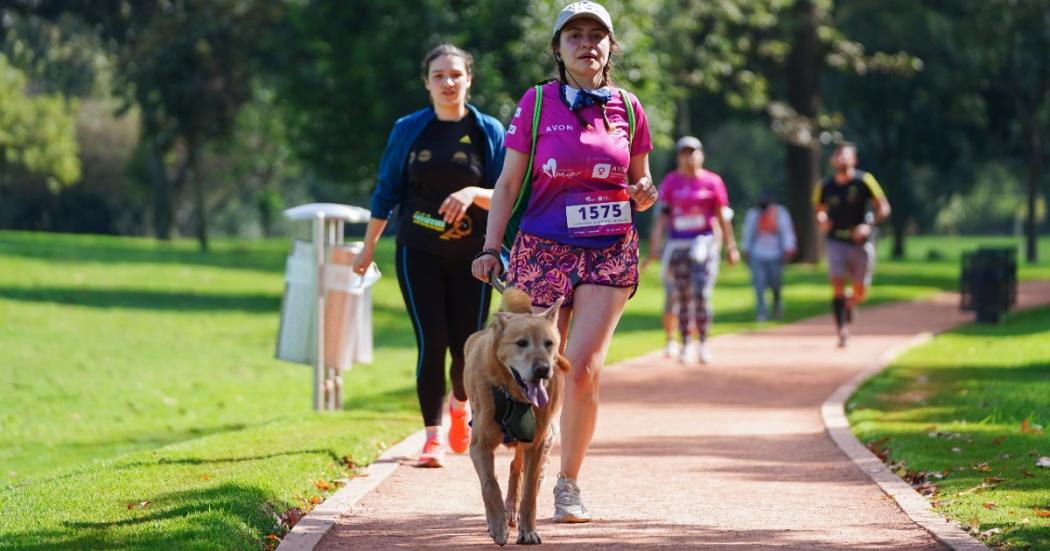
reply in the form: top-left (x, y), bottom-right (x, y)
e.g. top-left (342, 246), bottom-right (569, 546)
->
top-left (352, 44), bottom-right (506, 467)
top-left (646, 136), bottom-right (740, 364)
top-left (472, 1), bottom-right (657, 523)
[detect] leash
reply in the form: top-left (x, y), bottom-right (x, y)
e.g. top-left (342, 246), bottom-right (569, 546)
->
top-left (487, 269), bottom-right (507, 294)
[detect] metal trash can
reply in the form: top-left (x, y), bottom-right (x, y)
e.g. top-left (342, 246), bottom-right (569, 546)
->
top-left (275, 203), bottom-right (379, 410)
top-left (960, 246), bottom-right (1017, 323)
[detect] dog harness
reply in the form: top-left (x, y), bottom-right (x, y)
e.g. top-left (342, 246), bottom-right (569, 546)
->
top-left (491, 385), bottom-right (537, 444)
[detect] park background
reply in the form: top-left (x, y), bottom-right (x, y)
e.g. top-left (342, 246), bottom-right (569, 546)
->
top-left (1, 1), bottom-right (1048, 550)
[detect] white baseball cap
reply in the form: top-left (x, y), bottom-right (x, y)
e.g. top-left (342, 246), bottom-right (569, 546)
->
top-left (552, 1), bottom-right (614, 39)
top-left (676, 136), bottom-right (703, 152)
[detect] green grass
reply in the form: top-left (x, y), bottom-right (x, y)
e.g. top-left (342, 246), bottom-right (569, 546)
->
top-left (0, 230), bottom-right (1047, 549)
top-left (848, 307), bottom-right (1050, 550)
top-left (0, 232), bottom-right (419, 550)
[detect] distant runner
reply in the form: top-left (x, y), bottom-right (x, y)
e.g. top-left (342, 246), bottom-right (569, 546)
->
top-left (647, 136), bottom-right (739, 364)
top-left (814, 142), bottom-right (891, 347)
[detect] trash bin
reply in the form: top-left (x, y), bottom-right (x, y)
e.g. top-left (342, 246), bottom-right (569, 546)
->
top-left (960, 246), bottom-right (1017, 323)
top-left (276, 241), bottom-right (378, 368)
top-left (275, 203), bottom-right (378, 410)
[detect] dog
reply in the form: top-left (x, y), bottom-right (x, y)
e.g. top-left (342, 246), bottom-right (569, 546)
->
top-left (464, 287), bottom-right (569, 546)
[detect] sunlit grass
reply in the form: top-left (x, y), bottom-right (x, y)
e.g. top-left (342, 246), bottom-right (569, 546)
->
top-left (849, 307), bottom-right (1050, 550)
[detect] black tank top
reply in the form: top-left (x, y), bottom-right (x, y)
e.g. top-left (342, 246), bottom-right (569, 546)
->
top-left (397, 113), bottom-right (488, 259)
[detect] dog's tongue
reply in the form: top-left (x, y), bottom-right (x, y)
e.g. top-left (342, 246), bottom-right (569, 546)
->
top-left (524, 380), bottom-right (549, 409)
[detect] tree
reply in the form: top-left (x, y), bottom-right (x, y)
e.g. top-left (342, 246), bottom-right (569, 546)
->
top-left (830, 0), bottom-right (959, 258)
top-left (12, 0), bottom-right (284, 249)
top-left (273, 0), bottom-right (537, 198)
top-left (958, 0), bottom-right (1049, 263)
top-left (0, 54), bottom-right (80, 227)
top-left (628, 0), bottom-right (914, 262)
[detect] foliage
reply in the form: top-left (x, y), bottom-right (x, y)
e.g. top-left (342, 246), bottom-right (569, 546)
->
top-left (12, 0), bottom-right (289, 246)
top-left (0, 10), bottom-right (111, 98)
top-left (934, 162), bottom-right (1047, 236)
top-left (830, 0), bottom-right (1049, 259)
top-left (953, 0), bottom-right (1050, 262)
top-left (200, 86), bottom-right (312, 239)
top-left (0, 54), bottom-right (80, 192)
top-left (0, 1), bottom-right (1045, 252)
top-left (272, 0), bottom-right (531, 197)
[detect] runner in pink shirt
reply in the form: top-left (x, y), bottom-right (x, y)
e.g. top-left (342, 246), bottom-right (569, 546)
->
top-left (646, 136), bottom-right (740, 364)
top-left (507, 81), bottom-right (652, 249)
top-left (472, 1), bottom-right (657, 530)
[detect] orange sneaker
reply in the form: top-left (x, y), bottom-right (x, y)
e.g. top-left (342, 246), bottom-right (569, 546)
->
top-left (415, 435), bottom-right (445, 468)
top-left (448, 397), bottom-right (472, 454)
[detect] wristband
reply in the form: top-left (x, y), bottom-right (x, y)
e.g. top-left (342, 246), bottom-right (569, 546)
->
top-left (474, 248), bottom-right (501, 262)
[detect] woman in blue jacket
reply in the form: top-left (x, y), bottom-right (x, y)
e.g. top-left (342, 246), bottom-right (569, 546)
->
top-left (351, 44), bottom-right (506, 467)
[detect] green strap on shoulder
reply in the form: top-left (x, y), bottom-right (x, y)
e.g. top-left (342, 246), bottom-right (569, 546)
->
top-left (502, 86), bottom-right (636, 251)
top-left (619, 88), bottom-right (635, 149)
top-left (503, 84), bottom-right (544, 251)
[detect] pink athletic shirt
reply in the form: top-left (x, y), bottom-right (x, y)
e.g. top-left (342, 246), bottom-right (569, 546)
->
top-left (658, 169), bottom-right (728, 239)
top-left (506, 81), bottom-right (653, 248)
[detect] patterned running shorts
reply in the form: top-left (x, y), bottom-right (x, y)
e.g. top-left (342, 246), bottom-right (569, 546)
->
top-left (506, 228), bottom-right (640, 308)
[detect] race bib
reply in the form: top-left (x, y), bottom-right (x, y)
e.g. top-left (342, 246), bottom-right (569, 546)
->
top-left (673, 214), bottom-right (708, 232)
top-left (565, 189), bottom-right (632, 237)
top-left (671, 201), bottom-right (711, 233)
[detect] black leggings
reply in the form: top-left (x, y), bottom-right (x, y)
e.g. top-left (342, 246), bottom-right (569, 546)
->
top-left (396, 244), bottom-right (492, 427)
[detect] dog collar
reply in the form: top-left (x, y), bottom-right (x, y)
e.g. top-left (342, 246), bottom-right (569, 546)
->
top-left (491, 385), bottom-right (536, 444)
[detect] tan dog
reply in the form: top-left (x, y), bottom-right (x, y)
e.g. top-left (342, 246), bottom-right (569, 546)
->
top-left (464, 287), bottom-right (569, 546)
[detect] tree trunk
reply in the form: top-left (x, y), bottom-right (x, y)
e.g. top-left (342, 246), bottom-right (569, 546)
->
top-left (1025, 123), bottom-right (1041, 263)
top-left (676, 96), bottom-right (691, 137)
top-left (891, 214), bottom-right (906, 259)
top-left (185, 144), bottom-right (208, 252)
top-left (885, 160), bottom-right (908, 260)
top-left (785, 0), bottom-right (823, 263)
top-left (786, 145), bottom-right (821, 262)
top-left (148, 136), bottom-right (174, 240)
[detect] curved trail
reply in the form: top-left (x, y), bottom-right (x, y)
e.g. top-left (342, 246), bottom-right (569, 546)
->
top-left (316, 281), bottom-right (1050, 550)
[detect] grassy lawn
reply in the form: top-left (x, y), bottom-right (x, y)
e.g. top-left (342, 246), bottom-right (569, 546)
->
top-left (848, 307), bottom-right (1050, 550)
top-left (0, 230), bottom-right (1047, 549)
top-left (0, 232), bottom-right (420, 550)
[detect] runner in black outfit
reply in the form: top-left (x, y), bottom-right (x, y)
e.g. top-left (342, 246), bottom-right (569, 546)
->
top-left (814, 142), bottom-right (891, 347)
top-left (351, 45), bottom-right (506, 467)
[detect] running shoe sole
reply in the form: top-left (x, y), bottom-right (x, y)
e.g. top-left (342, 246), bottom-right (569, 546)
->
top-left (553, 512), bottom-right (591, 523)
top-left (415, 456), bottom-right (443, 468)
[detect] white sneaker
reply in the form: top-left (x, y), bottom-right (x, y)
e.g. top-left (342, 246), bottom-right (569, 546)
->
top-left (679, 340), bottom-right (700, 364)
top-left (663, 339), bottom-right (681, 358)
top-left (698, 342), bottom-right (712, 364)
top-left (553, 474), bottom-right (591, 523)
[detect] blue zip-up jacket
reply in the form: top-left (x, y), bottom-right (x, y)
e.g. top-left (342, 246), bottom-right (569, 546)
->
top-left (369, 104), bottom-right (506, 220)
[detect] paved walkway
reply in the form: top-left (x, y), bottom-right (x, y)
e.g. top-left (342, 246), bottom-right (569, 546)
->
top-left (318, 282), bottom-right (1050, 550)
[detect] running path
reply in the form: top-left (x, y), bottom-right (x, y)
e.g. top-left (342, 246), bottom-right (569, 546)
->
top-left (318, 281), bottom-right (1050, 550)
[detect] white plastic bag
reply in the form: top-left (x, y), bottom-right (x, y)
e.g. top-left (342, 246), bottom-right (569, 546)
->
top-left (275, 241), bottom-right (380, 370)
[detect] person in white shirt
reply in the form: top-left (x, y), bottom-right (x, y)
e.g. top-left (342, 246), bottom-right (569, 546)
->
top-left (741, 190), bottom-right (796, 321)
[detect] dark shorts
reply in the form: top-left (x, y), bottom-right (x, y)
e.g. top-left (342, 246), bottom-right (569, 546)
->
top-left (506, 228), bottom-right (640, 308)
